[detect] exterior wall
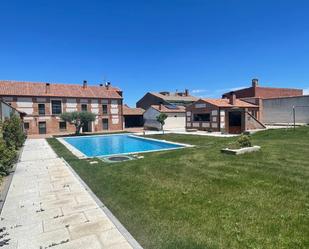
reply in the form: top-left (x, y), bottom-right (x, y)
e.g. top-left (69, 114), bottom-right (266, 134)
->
top-left (223, 86), bottom-right (303, 99)
top-left (255, 87), bottom-right (303, 98)
top-left (0, 96), bottom-right (123, 135)
top-left (223, 87), bottom-right (255, 99)
top-left (136, 93), bottom-right (168, 110)
top-left (185, 100), bottom-right (220, 131)
top-left (143, 107), bottom-right (161, 130)
top-left (164, 113), bottom-right (185, 129)
top-left (143, 107), bottom-right (185, 130)
top-left (245, 111), bottom-right (265, 130)
top-left (262, 95), bottom-right (309, 124)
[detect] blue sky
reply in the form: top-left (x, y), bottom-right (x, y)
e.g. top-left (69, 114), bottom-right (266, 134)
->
top-left (1, 0), bottom-right (309, 106)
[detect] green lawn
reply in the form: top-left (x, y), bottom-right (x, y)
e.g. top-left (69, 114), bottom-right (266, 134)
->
top-left (47, 127), bottom-right (309, 249)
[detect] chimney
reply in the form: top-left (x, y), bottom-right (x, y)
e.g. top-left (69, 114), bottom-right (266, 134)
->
top-left (83, 80), bottom-right (87, 88)
top-left (185, 89), bottom-right (189, 96)
top-left (252, 78), bottom-right (259, 87)
top-left (45, 83), bottom-right (50, 93)
top-left (105, 82), bottom-right (111, 90)
top-left (229, 92), bottom-right (236, 105)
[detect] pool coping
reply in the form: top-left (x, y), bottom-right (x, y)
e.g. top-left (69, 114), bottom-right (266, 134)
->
top-left (57, 133), bottom-right (193, 159)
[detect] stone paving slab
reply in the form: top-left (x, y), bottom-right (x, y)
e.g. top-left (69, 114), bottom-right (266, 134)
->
top-left (0, 139), bottom-right (137, 249)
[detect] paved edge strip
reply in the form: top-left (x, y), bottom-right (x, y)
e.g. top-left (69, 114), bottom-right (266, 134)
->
top-left (60, 157), bottom-right (144, 249)
top-left (0, 145), bottom-right (24, 214)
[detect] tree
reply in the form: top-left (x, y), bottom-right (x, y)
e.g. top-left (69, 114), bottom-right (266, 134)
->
top-left (156, 113), bottom-right (168, 134)
top-left (2, 113), bottom-right (26, 149)
top-left (0, 137), bottom-right (17, 175)
top-left (60, 111), bottom-right (96, 135)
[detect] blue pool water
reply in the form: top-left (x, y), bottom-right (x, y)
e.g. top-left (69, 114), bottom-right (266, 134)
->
top-left (63, 134), bottom-right (184, 157)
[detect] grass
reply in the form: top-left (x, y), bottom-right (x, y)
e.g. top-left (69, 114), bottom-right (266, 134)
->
top-left (47, 127), bottom-right (309, 249)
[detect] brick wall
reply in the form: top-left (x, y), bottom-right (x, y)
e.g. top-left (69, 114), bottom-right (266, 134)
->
top-left (185, 100), bottom-right (221, 131)
top-left (223, 86), bottom-right (302, 99)
top-left (0, 96), bottom-right (123, 135)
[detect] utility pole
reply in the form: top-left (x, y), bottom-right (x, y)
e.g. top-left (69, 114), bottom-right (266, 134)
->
top-left (293, 106), bottom-right (296, 131)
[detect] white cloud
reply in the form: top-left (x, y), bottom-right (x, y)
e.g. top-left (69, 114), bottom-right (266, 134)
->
top-left (191, 89), bottom-right (208, 94)
top-left (303, 88), bottom-right (309, 95)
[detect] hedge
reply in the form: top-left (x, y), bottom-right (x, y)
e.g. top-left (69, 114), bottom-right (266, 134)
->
top-left (0, 114), bottom-right (25, 176)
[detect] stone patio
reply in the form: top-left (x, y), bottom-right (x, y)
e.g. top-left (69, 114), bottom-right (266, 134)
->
top-left (0, 139), bottom-right (138, 249)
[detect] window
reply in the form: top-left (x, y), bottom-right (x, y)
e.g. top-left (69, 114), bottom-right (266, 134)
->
top-left (81, 104), bottom-right (88, 112)
top-left (51, 100), bottom-right (62, 115)
top-left (102, 104), bottom-right (108, 114)
top-left (59, 121), bottom-right (67, 130)
top-left (24, 122), bottom-right (30, 130)
top-left (193, 113), bottom-right (210, 122)
top-left (38, 104), bottom-right (45, 115)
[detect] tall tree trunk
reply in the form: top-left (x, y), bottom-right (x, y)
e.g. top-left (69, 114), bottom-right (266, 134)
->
top-left (75, 124), bottom-right (82, 135)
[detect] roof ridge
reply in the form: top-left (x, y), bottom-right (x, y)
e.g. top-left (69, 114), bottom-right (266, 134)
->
top-left (0, 80), bottom-right (121, 90)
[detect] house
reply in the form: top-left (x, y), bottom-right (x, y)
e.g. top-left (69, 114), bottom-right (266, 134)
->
top-left (136, 90), bottom-right (198, 110)
top-left (186, 94), bottom-right (265, 134)
top-left (222, 78), bottom-right (303, 99)
top-left (0, 80), bottom-right (123, 135)
top-left (221, 79), bottom-right (306, 126)
top-left (123, 104), bottom-right (144, 128)
top-left (144, 104), bottom-right (186, 130)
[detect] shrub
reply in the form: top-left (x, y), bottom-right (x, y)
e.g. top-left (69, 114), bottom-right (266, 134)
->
top-left (2, 114), bottom-right (26, 149)
top-left (237, 135), bottom-right (252, 148)
top-left (227, 135), bottom-right (252, 149)
top-left (0, 138), bottom-right (17, 175)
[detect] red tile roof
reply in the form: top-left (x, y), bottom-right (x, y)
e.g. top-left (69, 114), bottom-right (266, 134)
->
top-left (123, 104), bottom-right (144, 115)
top-left (0, 80), bottom-right (122, 99)
top-left (151, 104), bottom-right (186, 113)
top-left (201, 98), bottom-right (258, 108)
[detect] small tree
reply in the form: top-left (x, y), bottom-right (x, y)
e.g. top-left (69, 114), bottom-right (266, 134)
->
top-left (156, 113), bottom-right (168, 134)
top-left (2, 113), bottom-right (26, 149)
top-left (60, 111), bottom-right (96, 135)
top-left (0, 138), bottom-right (17, 175)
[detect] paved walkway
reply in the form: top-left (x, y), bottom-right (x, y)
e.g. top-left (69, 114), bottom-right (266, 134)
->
top-left (0, 139), bottom-right (136, 249)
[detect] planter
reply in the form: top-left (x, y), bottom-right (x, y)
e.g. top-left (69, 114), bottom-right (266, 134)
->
top-left (221, 145), bottom-right (261, 155)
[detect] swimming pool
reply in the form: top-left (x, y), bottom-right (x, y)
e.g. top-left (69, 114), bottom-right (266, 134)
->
top-left (60, 134), bottom-right (187, 158)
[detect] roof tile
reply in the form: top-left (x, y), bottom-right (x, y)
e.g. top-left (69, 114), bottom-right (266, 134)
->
top-left (201, 98), bottom-right (258, 108)
top-left (0, 80), bottom-right (122, 99)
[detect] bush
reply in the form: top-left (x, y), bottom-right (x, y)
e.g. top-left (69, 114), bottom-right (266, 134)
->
top-left (2, 114), bottom-right (26, 149)
top-left (0, 138), bottom-right (17, 175)
top-left (0, 114), bottom-right (25, 175)
top-left (227, 135), bottom-right (252, 149)
top-left (237, 135), bottom-right (252, 148)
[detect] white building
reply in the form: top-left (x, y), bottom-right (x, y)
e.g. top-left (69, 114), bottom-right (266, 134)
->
top-left (143, 104), bottom-right (186, 130)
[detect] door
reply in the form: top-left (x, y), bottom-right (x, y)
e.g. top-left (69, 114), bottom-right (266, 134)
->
top-left (38, 122), bottom-right (46, 134)
top-left (102, 118), bottom-right (109, 130)
top-left (228, 111), bottom-right (242, 134)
